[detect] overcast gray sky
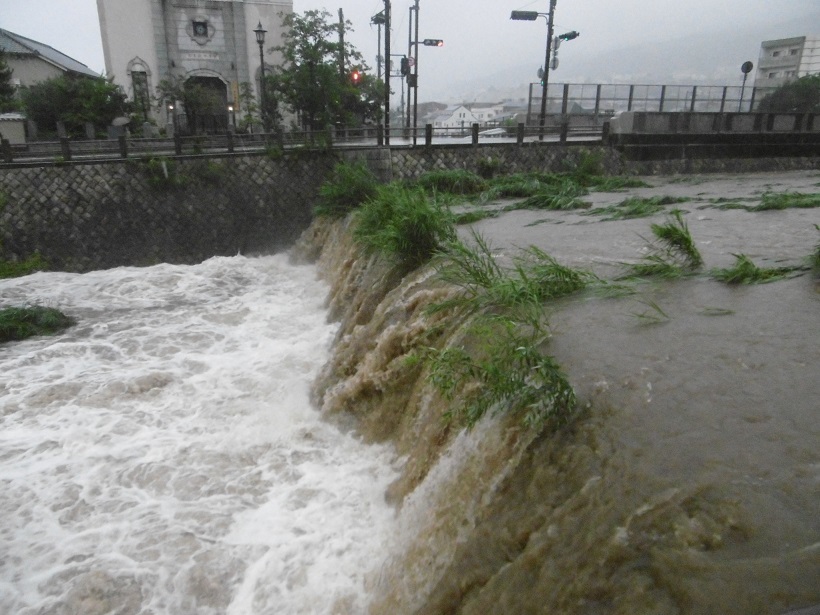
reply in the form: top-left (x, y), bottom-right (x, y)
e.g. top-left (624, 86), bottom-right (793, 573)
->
top-left (2, 0), bottom-right (818, 101)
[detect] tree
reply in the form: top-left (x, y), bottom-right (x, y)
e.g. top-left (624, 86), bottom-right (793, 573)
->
top-left (758, 74), bottom-right (820, 113)
top-left (20, 75), bottom-right (129, 137)
top-left (0, 50), bottom-right (21, 112)
top-left (272, 9), bottom-right (383, 132)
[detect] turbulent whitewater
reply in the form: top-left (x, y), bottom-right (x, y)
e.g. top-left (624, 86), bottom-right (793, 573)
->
top-left (0, 255), bottom-right (397, 614)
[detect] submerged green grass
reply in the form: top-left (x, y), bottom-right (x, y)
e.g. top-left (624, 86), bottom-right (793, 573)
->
top-left (621, 210), bottom-right (703, 279)
top-left (423, 232), bottom-right (597, 429)
top-left (710, 254), bottom-right (801, 284)
top-left (0, 306), bottom-right (74, 343)
top-left (586, 195), bottom-right (689, 220)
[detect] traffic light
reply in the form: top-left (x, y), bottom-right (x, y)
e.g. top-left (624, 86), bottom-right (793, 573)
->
top-left (400, 57), bottom-right (410, 76)
top-left (558, 31), bottom-right (580, 41)
top-left (350, 69), bottom-right (361, 85)
top-left (422, 39), bottom-right (444, 47)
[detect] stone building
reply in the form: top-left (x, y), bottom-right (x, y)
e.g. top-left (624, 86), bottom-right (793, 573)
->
top-left (96, 0), bottom-right (292, 132)
top-left (755, 35), bottom-right (820, 91)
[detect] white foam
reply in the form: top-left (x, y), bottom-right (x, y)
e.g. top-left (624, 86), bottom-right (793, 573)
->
top-left (0, 255), bottom-right (397, 614)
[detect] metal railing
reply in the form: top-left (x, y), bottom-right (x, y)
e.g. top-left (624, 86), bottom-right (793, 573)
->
top-left (525, 82), bottom-right (779, 123)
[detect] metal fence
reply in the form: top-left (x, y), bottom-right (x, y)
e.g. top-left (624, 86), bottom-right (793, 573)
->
top-left (526, 82), bottom-right (778, 124)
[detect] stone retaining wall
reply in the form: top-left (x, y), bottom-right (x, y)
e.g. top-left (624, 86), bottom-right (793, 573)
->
top-left (1, 143), bottom-right (817, 272)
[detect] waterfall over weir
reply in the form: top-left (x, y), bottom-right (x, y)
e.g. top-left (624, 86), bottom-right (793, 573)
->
top-left (2, 170), bottom-right (819, 614)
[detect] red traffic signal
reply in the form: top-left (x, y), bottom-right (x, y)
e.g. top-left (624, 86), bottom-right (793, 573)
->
top-left (350, 69), bottom-right (361, 85)
top-left (422, 39), bottom-right (444, 47)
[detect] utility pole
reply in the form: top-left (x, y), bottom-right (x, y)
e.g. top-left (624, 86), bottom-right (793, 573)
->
top-left (538, 0), bottom-right (557, 141)
top-left (412, 0), bottom-right (420, 145)
top-left (384, 0), bottom-right (391, 145)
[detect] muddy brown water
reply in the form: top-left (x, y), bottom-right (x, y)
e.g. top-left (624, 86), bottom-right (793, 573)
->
top-left (368, 171), bottom-right (819, 614)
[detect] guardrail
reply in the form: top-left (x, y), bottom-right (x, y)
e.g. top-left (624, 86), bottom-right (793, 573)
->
top-left (0, 121), bottom-right (601, 165)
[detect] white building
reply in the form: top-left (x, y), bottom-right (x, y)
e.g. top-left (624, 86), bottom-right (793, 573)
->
top-left (97, 0), bottom-right (292, 131)
top-left (755, 35), bottom-right (820, 90)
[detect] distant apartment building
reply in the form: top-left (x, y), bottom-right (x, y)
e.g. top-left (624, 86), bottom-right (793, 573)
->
top-left (96, 0), bottom-right (291, 131)
top-left (755, 35), bottom-right (820, 90)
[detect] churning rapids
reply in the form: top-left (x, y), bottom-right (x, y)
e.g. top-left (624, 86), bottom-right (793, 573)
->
top-left (0, 255), bottom-right (398, 614)
top-left (1, 170), bottom-right (819, 615)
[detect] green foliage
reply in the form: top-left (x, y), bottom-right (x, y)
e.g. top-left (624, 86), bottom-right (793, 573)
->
top-left (586, 195), bottom-right (689, 220)
top-left (0, 305), bottom-right (74, 343)
top-left (752, 192), bottom-right (820, 211)
top-left (476, 156), bottom-right (502, 180)
top-left (272, 9), bottom-right (382, 131)
top-left (622, 210), bottom-right (703, 278)
top-left (812, 225), bottom-right (820, 272)
top-left (507, 178), bottom-right (589, 211)
top-left (415, 169), bottom-right (488, 196)
top-left (428, 317), bottom-right (576, 428)
top-left (0, 252), bottom-right (49, 279)
top-left (424, 233), bottom-right (587, 428)
top-left (453, 209), bottom-right (500, 225)
top-left (431, 231), bottom-right (596, 319)
top-left (710, 254), bottom-right (800, 284)
top-left (144, 157), bottom-right (188, 190)
top-left (0, 50), bottom-right (20, 112)
top-left (315, 161), bottom-right (379, 217)
top-left (757, 74), bottom-right (820, 113)
top-left (650, 209), bottom-right (703, 269)
top-left (630, 297), bottom-right (670, 324)
top-left (21, 74), bottom-right (128, 137)
top-left (353, 185), bottom-right (456, 268)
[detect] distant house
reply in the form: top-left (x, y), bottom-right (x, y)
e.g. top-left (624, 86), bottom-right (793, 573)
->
top-left (755, 35), bottom-right (820, 91)
top-left (464, 102), bottom-right (505, 125)
top-left (0, 28), bottom-right (100, 89)
top-left (430, 105), bottom-right (479, 134)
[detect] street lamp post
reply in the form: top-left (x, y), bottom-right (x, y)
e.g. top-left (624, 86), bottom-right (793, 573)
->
top-left (254, 22), bottom-right (268, 132)
top-left (511, 1), bottom-right (557, 141)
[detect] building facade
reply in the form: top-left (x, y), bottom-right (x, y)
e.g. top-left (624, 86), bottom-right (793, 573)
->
top-left (97, 0), bottom-right (292, 132)
top-left (755, 35), bottom-right (820, 90)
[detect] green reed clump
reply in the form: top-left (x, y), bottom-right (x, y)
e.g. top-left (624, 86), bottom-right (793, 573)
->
top-left (428, 316), bottom-right (576, 429)
top-left (621, 209), bottom-right (703, 278)
top-left (752, 192), bottom-right (820, 211)
top-left (354, 185), bottom-right (455, 269)
top-left (710, 254), bottom-right (800, 284)
top-left (505, 178), bottom-right (589, 211)
top-left (0, 252), bottom-right (49, 279)
top-left (812, 225), bottom-right (820, 272)
top-left (0, 305), bottom-right (74, 343)
top-left (453, 209), bottom-right (499, 225)
top-left (588, 176), bottom-right (650, 192)
top-left (430, 231), bottom-right (596, 317)
top-left (587, 195), bottom-right (689, 220)
top-left (423, 232), bottom-right (593, 429)
top-left (314, 161), bottom-right (380, 218)
top-left (414, 169), bottom-right (488, 196)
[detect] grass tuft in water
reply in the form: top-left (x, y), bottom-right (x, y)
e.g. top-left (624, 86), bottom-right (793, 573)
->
top-left (504, 179), bottom-right (590, 211)
top-left (586, 195), bottom-right (689, 220)
top-left (0, 305), bottom-right (74, 343)
top-left (353, 185), bottom-right (456, 269)
top-left (621, 210), bottom-right (703, 278)
top-left (414, 169), bottom-right (488, 196)
top-left (427, 316), bottom-right (576, 429)
top-left (751, 192), bottom-right (820, 211)
top-left (710, 254), bottom-right (801, 284)
top-left (424, 232), bottom-right (594, 429)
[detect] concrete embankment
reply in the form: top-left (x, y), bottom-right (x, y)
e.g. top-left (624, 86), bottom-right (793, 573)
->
top-left (295, 170), bottom-right (820, 614)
